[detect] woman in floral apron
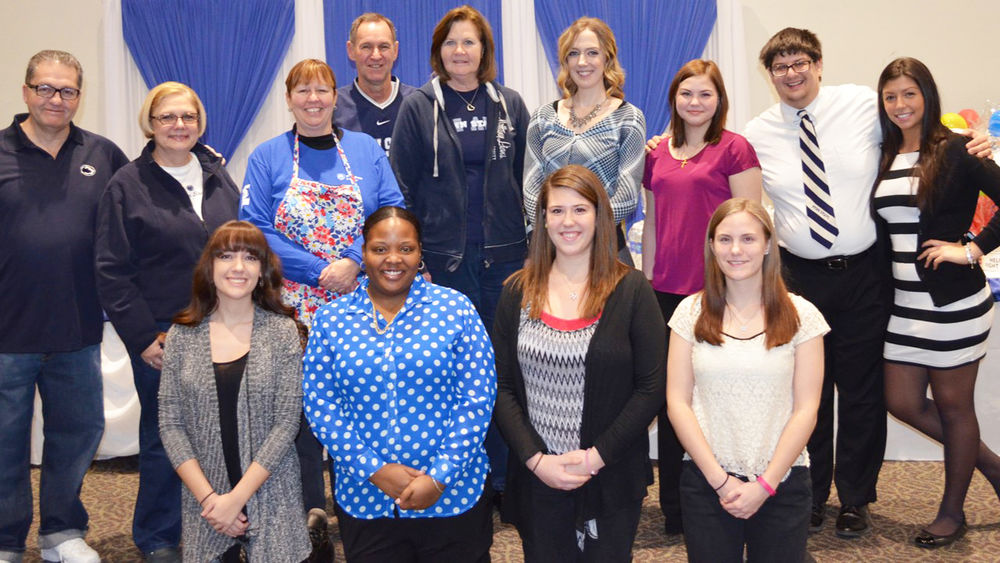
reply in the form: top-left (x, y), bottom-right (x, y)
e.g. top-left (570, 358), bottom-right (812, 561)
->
top-left (240, 59), bottom-right (404, 561)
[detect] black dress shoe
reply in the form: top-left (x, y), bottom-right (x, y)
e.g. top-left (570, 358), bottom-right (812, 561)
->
top-left (835, 505), bottom-right (871, 538)
top-left (809, 503), bottom-right (825, 534)
top-left (914, 519), bottom-right (967, 548)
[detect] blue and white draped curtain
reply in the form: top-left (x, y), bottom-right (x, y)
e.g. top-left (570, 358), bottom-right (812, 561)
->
top-left (323, 0), bottom-right (504, 89)
top-left (121, 0), bottom-right (295, 161)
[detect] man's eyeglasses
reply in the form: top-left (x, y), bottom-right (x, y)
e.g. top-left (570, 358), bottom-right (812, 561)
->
top-left (151, 113), bottom-right (200, 126)
top-left (769, 59), bottom-right (812, 77)
top-left (26, 83), bottom-right (80, 100)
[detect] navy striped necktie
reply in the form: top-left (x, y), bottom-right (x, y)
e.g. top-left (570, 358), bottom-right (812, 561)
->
top-left (798, 109), bottom-right (838, 249)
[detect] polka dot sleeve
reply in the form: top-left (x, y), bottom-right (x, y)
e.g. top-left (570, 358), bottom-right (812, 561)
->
top-left (426, 298), bottom-right (497, 486)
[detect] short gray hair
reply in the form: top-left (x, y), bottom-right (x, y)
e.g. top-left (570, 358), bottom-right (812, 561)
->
top-left (25, 50), bottom-right (83, 88)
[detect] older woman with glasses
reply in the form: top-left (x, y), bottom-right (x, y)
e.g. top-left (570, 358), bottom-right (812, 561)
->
top-left (96, 81), bottom-right (240, 562)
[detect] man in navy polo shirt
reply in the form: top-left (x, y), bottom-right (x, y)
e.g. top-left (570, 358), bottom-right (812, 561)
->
top-left (334, 12), bottom-right (416, 157)
top-left (0, 50), bottom-right (127, 563)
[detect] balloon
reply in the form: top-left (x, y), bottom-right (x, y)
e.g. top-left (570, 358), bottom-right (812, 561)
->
top-left (941, 112), bottom-right (968, 129)
top-left (989, 111), bottom-right (1000, 136)
top-left (959, 109), bottom-right (980, 129)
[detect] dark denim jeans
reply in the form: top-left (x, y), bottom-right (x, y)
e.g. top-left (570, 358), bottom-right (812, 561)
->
top-left (0, 345), bottom-right (104, 559)
top-left (428, 244), bottom-right (522, 493)
top-left (680, 462), bottom-right (811, 563)
top-left (130, 323), bottom-right (181, 553)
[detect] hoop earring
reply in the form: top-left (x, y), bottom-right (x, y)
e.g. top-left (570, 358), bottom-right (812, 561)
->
top-left (418, 260), bottom-right (426, 271)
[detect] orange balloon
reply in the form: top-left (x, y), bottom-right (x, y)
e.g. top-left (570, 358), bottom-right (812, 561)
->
top-left (959, 109), bottom-right (980, 129)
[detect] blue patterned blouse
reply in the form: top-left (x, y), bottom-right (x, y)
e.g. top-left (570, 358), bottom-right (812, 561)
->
top-left (303, 274), bottom-right (496, 518)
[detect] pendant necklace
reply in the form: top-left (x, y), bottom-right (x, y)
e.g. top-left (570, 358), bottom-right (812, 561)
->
top-left (678, 141), bottom-right (706, 168)
top-left (454, 86), bottom-right (481, 111)
top-left (726, 302), bottom-right (760, 333)
top-left (568, 97), bottom-right (607, 129)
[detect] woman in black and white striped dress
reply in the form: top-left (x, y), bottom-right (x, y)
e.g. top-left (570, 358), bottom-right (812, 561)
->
top-left (872, 57), bottom-right (1000, 549)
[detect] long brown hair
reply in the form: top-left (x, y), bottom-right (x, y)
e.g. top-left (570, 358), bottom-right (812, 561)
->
top-left (873, 57), bottom-right (952, 213)
top-left (695, 198), bottom-right (798, 349)
top-left (667, 59), bottom-right (728, 148)
top-left (507, 165), bottom-right (629, 319)
top-left (174, 221), bottom-right (306, 344)
top-left (556, 17), bottom-right (625, 100)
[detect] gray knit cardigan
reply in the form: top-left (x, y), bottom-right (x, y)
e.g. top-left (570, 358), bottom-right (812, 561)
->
top-left (159, 307), bottom-right (311, 562)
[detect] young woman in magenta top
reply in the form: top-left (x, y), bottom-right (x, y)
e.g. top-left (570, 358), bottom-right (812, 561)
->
top-left (640, 59), bottom-right (761, 535)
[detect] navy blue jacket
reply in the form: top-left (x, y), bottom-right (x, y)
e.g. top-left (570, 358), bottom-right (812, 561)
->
top-left (96, 141), bottom-right (239, 356)
top-left (390, 78), bottom-right (530, 271)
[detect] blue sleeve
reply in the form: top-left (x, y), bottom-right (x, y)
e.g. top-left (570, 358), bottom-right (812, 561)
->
top-left (343, 139), bottom-right (405, 265)
top-left (426, 298), bottom-right (497, 486)
top-left (239, 143), bottom-right (327, 286)
top-left (302, 307), bottom-right (388, 481)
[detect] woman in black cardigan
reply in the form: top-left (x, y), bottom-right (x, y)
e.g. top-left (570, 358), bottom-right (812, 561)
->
top-left (871, 57), bottom-right (1000, 549)
top-left (493, 164), bottom-right (665, 562)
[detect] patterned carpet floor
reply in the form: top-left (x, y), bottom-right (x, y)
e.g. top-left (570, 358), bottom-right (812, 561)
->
top-left (19, 459), bottom-right (1000, 562)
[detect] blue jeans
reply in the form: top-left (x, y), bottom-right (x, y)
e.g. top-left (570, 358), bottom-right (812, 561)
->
top-left (0, 345), bottom-right (104, 558)
top-left (130, 324), bottom-right (181, 553)
top-left (428, 244), bottom-right (521, 493)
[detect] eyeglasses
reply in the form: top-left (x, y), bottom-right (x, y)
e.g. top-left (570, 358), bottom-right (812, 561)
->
top-left (770, 59), bottom-right (812, 77)
top-left (26, 83), bottom-right (80, 100)
top-left (151, 113), bottom-right (199, 126)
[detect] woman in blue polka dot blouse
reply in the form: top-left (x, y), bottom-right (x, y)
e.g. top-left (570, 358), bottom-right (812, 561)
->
top-left (494, 165), bottom-right (666, 561)
top-left (303, 206), bottom-right (497, 561)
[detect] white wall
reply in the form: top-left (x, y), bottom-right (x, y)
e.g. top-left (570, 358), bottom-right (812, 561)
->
top-left (2, 1), bottom-right (996, 143)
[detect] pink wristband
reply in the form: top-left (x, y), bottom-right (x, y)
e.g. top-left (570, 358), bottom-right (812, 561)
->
top-left (756, 475), bottom-right (776, 497)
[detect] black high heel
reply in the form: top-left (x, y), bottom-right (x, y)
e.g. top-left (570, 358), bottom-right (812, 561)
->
top-left (914, 518), bottom-right (967, 548)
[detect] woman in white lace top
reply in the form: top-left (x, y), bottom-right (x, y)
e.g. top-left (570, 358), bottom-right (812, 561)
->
top-left (666, 198), bottom-right (828, 562)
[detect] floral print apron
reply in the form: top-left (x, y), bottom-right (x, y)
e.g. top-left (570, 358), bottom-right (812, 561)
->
top-left (274, 134), bottom-right (364, 327)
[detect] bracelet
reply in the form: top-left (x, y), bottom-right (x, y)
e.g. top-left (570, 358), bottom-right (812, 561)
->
top-left (756, 475), bottom-right (777, 497)
top-left (199, 490), bottom-right (216, 505)
top-left (530, 454), bottom-right (543, 473)
top-left (965, 244), bottom-right (976, 268)
top-left (430, 477), bottom-right (444, 494)
top-left (713, 474), bottom-right (730, 491)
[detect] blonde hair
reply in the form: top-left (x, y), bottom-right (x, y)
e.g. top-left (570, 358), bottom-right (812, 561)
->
top-left (139, 82), bottom-right (207, 139)
top-left (556, 17), bottom-right (625, 100)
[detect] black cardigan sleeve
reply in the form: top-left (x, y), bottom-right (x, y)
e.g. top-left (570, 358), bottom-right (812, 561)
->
top-left (590, 272), bottom-right (666, 465)
top-left (492, 282), bottom-right (549, 464)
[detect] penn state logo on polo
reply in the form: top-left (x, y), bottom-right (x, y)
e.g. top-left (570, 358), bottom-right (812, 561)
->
top-left (80, 164), bottom-right (96, 176)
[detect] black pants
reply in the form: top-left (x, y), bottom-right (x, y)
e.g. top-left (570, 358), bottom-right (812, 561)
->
top-left (654, 291), bottom-right (687, 530)
top-left (680, 462), bottom-right (811, 563)
top-left (295, 414), bottom-right (334, 511)
top-left (335, 488), bottom-right (493, 563)
top-left (780, 247), bottom-right (888, 507)
top-left (514, 474), bottom-right (642, 563)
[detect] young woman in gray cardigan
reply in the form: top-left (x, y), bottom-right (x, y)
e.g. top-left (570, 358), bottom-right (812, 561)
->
top-left (159, 221), bottom-right (311, 562)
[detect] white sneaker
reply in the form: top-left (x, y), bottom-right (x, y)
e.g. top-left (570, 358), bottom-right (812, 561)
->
top-left (40, 538), bottom-right (100, 563)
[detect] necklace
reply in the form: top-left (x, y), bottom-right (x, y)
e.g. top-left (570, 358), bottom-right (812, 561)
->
top-left (368, 291), bottom-right (400, 335)
top-left (568, 97), bottom-right (607, 129)
top-left (454, 85), bottom-right (481, 111)
top-left (726, 302), bottom-right (761, 333)
top-left (677, 141), bottom-right (706, 168)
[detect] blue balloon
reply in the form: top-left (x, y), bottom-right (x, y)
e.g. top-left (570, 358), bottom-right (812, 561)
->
top-left (989, 111), bottom-right (1000, 136)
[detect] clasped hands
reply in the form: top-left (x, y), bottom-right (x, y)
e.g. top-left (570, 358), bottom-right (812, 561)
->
top-left (714, 475), bottom-right (770, 520)
top-left (530, 447), bottom-right (604, 491)
top-left (369, 463), bottom-right (444, 510)
top-left (200, 491), bottom-right (249, 538)
top-left (319, 258), bottom-right (361, 294)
